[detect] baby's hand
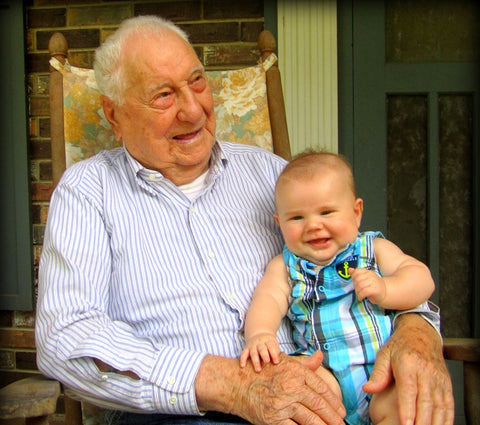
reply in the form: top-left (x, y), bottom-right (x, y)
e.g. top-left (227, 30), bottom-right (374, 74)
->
top-left (240, 333), bottom-right (280, 372)
top-left (349, 267), bottom-right (386, 305)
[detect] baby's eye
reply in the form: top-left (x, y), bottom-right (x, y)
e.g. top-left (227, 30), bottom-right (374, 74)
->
top-left (321, 210), bottom-right (333, 216)
top-left (291, 215), bottom-right (304, 221)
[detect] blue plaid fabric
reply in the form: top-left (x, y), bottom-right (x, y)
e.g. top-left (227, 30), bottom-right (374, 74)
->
top-left (285, 231), bottom-right (394, 425)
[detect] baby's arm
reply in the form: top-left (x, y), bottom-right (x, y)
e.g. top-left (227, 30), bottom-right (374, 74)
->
top-left (240, 255), bottom-right (291, 372)
top-left (351, 238), bottom-right (434, 310)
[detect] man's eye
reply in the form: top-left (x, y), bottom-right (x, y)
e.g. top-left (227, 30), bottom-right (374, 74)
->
top-left (151, 91), bottom-right (174, 109)
top-left (156, 91), bottom-right (171, 99)
top-left (191, 74), bottom-right (207, 91)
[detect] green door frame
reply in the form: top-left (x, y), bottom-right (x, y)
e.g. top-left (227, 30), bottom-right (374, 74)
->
top-left (0, 0), bottom-right (33, 310)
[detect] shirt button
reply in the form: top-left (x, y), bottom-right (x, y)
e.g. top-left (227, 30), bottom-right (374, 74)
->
top-left (323, 343), bottom-right (330, 350)
top-left (228, 293), bottom-right (236, 301)
top-left (169, 396), bottom-right (178, 405)
top-left (101, 374), bottom-right (108, 381)
top-left (190, 206), bottom-right (196, 213)
top-left (167, 376), bottom-right (176, 385)
top-left (208, 251), bottom-right (215, 258)
top-left (318, 286), bottom-right (325, 292)
top-left (149, 174), bottom-right (156, 181)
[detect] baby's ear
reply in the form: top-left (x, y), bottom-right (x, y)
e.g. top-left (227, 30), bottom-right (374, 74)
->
top-left (354, 198), bottom-right (363, 227)
top-left (273, 214), bottom-right (280, 226)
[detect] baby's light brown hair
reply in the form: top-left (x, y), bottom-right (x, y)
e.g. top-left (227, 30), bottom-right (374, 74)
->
top-left (275, 150), bottom-right (357, 208)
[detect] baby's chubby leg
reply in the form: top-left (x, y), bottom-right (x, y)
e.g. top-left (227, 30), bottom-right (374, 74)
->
top-left (369, 383), bottom-right (399, 425)
top-left (314, 364), bottom-right (342, 401)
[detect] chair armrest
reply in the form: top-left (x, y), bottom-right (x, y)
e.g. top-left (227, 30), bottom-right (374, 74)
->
top-left (443, 337), bottom-right (480, 362)
top-left (0, 376), bottom-right (60, 420)
top-left (443, 337), bottom-right (480, 424)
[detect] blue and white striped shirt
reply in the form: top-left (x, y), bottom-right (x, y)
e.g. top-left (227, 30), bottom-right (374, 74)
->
top-left (36, 142), bottom-right (295, 414)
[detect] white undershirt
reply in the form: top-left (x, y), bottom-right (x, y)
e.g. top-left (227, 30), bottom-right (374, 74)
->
top-left (178, 170), bottom-right (208, 200)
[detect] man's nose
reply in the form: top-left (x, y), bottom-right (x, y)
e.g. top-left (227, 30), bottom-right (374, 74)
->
top-left (177, 89), bottom-right (203, 121)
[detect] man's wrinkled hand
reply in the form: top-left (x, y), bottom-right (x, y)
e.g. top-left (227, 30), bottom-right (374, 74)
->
top-left (232, 351), bottom-right (346, 425)
top-left (363, 314), bottom-right (454, 425)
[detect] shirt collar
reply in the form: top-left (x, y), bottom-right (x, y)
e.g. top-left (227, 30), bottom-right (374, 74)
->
top-left (122, 140), bottom-right (229, 184)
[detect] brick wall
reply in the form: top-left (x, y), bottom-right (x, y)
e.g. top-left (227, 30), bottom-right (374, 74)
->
top-left (1, 0), bottom-right (265, 418)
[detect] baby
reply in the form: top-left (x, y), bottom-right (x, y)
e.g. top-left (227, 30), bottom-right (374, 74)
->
top-left (240, 151), bottom-right (435, 425)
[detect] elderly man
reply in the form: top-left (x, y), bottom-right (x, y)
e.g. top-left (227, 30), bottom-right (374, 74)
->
top-left (36, 15), bottom-right (453, 425)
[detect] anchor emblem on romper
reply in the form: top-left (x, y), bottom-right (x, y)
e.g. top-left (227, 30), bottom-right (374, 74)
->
top-left (336, 256), bottom-right (358, 279)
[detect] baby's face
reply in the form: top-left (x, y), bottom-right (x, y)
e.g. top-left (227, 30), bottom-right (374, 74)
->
top-left (274, 170), bottom-right (363, 265)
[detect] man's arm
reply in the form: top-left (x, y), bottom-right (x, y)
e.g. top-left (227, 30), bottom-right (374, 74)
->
top-left (364, 313), bottom-right (454, 425)
top-left (35, 177), bottom-right (204, 414)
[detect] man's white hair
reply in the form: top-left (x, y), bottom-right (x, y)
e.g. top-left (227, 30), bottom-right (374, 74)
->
top-left (94, 15), bottom-right (190, 105)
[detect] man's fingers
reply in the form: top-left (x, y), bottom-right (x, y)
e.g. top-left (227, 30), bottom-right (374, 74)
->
top-left (396, 375), bottom-right (420, 425)
top-left (301, 356), bottom-right (346, 419)
top-left (410, 366), bottom-right (454, 425)
top-left (290, 404), bottom-right (329, 425)
top-left (293, 388), bottom-right (345, 425)
top-left (299, 350), bottom-right (324, 371)
top-left (432, 380), bottom-right (455, 425)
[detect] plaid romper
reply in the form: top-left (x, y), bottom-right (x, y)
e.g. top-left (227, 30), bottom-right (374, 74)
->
top-left (284, 231), bottom-right (394, 425)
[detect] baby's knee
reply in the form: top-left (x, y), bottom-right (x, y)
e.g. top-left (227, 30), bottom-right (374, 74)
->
top-left (315, 366), bottom-right (342, 400)
top-left (369, 383), bottom-right (399, 425)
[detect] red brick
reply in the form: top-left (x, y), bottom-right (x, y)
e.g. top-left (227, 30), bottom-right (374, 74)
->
top-left (39, 161), bottom-right (52, 181)
top-left (204, 0), bottom-right (263, 19)
top-left (29, 96), bottom-right (50, 117)
top-left (31, 182), bottom-right (53, 202)
top-left (33, 224), bottom-right (46, 245)
top-left (68, 51), bottom-right (95, 69)
top-left (39, 117), bottom-right (50, 138)
top-left (203, 44), bottom-right (259, 67)
top-left (0, 350), bottom-right (15, 369)
top-left (28, 52), bottom-right (51, 74)
top-left (67, 5), bottom-right (130, 26)
top-left (28, 8), bottom-right (66, 28)
top-left (13, 311), bottom-right (36, 328)
top-left (31, 139), bottom-right (52, 159)
top-left (0, 311), bottom-right (13, 327)
top-left (0, 329), bottom-right (36, 350)
top-left (241, 22), bottom-right (264, 42)
top-left (16, 351), bottom-right (38, 370)
top-left (181, 22), bottom-right (240, 43)
top-left (134, 1), bottom-right (201, 22)
top-left (36, 29), bottom-right (100, 51)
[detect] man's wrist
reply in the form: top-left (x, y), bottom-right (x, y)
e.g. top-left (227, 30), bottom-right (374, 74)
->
top-left (195, 355), bottom-right (243, 414)
top-left (393, 301), bottom-right (441, 335)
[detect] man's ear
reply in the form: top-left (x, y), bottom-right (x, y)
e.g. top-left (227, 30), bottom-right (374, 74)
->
top-left (102, 96), bottom-right (122, 142)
